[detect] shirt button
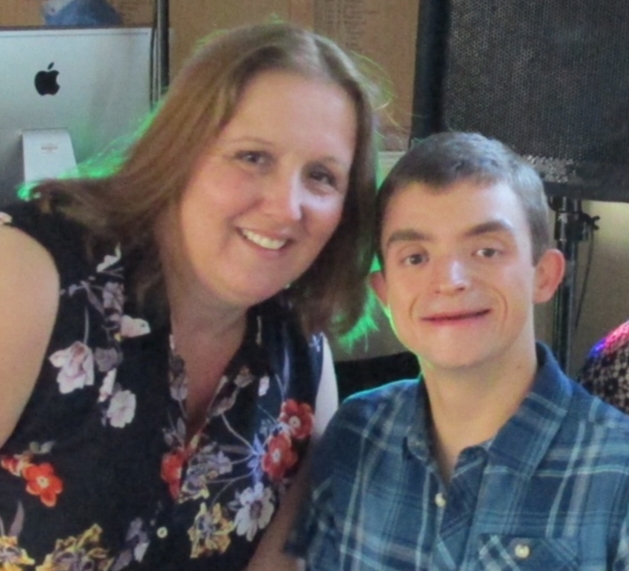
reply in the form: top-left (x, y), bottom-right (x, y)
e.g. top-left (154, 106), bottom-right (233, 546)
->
top-left (514, 543), bottom-right (530, 559)
top-left (434, 492), bottom-right (447, 508)
top-left (156, 526), bottom-right (168, 539)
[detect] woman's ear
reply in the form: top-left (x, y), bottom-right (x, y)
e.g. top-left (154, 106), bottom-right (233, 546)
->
top-left (533, 248), bottom-right (566, 304)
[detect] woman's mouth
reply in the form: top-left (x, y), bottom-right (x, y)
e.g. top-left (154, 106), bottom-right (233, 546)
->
top-left (240, 229), bottom-right (288, 251)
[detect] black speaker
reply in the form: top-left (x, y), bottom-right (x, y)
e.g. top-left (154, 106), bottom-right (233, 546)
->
top-left (334, 352), bottom-right (419, 401)
top-left (412, 0), bottom-right (629, 202)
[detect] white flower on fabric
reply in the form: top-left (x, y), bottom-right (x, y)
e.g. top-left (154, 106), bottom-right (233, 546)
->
top-left (120, 315), bottom-right (151, 338)
top-left (258, 375), bottom-right (270, 397)
top-left (0, 212), bottom-right (12, 225)
top-left (255, 316), bottom-right (263, 346)
top-left (134, 539), bottom-right (149, 562)
top-left (234, 367), bottom-right (255, 388)
top-left (103, 281), bottom-right (124, 314)
top-left (234, 483), bottom-right (275, 541)
top-left (94, 347), bottom-right (119, 373)
top-left (99, 368), bottom-right (117, 402)
top-left (169, 374), bottom-right (188, 403)
top-left (106, 389), bottom-right (137, 428)
top-left (49, 341), bottom-right (95, 394)
top-left (96, 244), bottom-right (121, 272)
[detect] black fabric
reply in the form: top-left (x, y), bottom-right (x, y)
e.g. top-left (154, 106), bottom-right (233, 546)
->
top-left (0, 200), bottom-right (323, 570)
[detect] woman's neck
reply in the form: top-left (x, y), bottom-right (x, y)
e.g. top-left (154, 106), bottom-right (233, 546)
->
top-left (168, 289), bottom-right (248, 440)
top-left (155, 206), bottom-right (248, 339)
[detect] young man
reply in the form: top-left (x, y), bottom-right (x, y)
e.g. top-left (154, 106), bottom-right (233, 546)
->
top-left (289, 132), bottom-right (629, 570)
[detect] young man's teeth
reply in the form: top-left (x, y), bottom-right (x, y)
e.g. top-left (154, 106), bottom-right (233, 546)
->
top-left (242, 229), bottom-right (286, 250)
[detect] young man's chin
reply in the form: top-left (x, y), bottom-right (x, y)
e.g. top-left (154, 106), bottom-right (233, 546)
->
top-left (417, 339), bottom-right (513, 375)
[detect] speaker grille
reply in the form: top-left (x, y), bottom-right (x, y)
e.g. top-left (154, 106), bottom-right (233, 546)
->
top-left (429, 0), bottom-right (629, 199)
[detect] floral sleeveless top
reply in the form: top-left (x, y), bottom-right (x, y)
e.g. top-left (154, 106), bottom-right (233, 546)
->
top-left (0, 202), bottom-right (323, 570)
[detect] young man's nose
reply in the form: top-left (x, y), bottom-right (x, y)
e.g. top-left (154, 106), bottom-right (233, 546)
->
top-left (432, 257), bottom-right (470, 293)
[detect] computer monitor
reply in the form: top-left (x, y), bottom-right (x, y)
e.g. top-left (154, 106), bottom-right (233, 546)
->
top-left (0, 26), bottom-right (153, 206)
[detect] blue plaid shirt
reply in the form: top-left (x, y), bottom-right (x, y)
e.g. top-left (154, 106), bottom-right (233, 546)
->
top-left (290, 344), bottom-right (629, 570)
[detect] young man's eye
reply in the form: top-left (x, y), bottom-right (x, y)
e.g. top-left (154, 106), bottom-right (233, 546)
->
top-left (476, 247), bottom-right (500, 258)
top-left (403, 253), bottom-right (427, 266)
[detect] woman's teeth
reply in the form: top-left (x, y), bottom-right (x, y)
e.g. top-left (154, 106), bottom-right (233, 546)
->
top-left (241, 229), bottom-right (287, 250)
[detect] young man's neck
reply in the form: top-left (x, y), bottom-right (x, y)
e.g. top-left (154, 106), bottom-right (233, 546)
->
top-left (421, 341), bottom-right (538, 484)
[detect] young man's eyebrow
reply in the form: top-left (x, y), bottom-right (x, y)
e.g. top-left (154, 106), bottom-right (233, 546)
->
top-left (384, 228), bottom-right (432, 251)
top-left (463, 219), bottom-right (517, 239)
top-left (384, 219), bottom-right (517, 252)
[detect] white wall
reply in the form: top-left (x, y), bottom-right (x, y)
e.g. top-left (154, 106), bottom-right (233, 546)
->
top-left (568, 200), bottom-right (629, 373)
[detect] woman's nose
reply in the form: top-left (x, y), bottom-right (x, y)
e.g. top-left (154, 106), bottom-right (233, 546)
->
top-left (260, 173), bottom-right (304, 222)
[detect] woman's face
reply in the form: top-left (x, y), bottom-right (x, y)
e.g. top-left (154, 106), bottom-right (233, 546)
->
top-left (167, 70), bottom-right (357, 310)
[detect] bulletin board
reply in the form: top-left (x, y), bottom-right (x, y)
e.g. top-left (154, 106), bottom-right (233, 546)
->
top-left (171, 0), bottom-right (420, 149)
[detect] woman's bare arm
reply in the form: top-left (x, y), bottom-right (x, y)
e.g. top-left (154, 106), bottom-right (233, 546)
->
top-left (0, 226), bottom-right (59, 447)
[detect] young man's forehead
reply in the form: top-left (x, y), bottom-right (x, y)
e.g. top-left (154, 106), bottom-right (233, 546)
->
top-left (383, 178), bottom-right (525, 216)
top-left (383, 217), bottom-right (518, 250)
top-left (390, 176), bottom-right (508, 198)
top-left (380, 180), bottom-right (528, 239)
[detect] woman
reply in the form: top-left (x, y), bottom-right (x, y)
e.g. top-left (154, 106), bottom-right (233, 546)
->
top-left (0, 22), bottom-right (378, 570)
top-left (578, 321), bottom-right (629, 414)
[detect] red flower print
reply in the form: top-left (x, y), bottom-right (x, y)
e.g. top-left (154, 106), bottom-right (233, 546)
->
top-left (161, 449), bottom-right (186, 499)
top-left (262, 433), bottom-right (298, 481)
top-left (23, 462), bottom-right (63, 507)
top-left (1, 453), bottom-right (33, 476)
top-left (279, 400), bottom-right (314, 441)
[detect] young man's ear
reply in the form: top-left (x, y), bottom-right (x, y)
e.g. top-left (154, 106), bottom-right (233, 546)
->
top-left (533, 248), bottom-right (566, 304)
top-left (369, 271), bottom-right (389, 309)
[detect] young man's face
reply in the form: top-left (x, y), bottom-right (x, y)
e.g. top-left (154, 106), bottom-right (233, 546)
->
top-left (370, 179), bottom-right (563, 375)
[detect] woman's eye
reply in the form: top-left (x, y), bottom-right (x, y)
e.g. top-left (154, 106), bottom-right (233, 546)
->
top-left (235, 150), bottom-right (269, 166)
top-left (308, 167), bottom-right (338, 189)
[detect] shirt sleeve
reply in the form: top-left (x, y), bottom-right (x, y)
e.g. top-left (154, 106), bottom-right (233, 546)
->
top-left (285, 414), bottom-right (342, 569)
top-left (612, 502), bottom-right (629, 569)
top-left (287, 478), bottom-right (339, 570)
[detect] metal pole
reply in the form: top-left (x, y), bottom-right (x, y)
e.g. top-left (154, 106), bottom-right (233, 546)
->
top-left (551, 196), bottom-right (581, 375)
top-left (153, 0), bottom-right (169, 105)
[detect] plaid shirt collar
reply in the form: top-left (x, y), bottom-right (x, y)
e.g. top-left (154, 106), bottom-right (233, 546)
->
top-left (405, 343), bottom-right (573, 479)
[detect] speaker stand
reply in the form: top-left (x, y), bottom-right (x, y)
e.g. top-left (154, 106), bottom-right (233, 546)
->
top-left (152, 0), bottom-right (170, 105)
top-left (549, 196), bottom-right (591, 375)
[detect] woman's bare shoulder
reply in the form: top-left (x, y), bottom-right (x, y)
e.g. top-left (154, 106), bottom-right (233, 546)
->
top-left (0, 225), bottom-right (60, 447)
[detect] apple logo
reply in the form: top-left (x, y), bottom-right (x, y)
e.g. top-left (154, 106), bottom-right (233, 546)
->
top-left (34, 63), bottom-right (60, 96)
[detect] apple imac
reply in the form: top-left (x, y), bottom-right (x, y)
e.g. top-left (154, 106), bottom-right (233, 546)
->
top-left (0, 27), bottom-right (153, 206)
